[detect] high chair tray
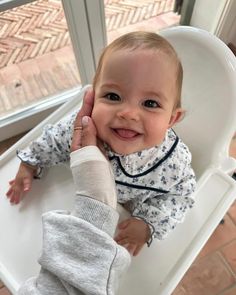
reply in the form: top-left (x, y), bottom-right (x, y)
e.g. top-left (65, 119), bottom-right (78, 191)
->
top-left (0, 86), bottom-right (236, 295)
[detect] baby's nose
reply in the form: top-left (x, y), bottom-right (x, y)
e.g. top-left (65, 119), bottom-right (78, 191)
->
top-left (117, 105), bottom-right (140, 121)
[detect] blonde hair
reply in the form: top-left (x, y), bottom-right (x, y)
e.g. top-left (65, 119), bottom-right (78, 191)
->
top-left (93, 31), bottom-right (183, 109)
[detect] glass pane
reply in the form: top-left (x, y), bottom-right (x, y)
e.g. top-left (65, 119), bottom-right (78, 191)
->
top-left (104, 0), bottom-right (181, 43)
top-left (0, 0), bottom-right (81, 119)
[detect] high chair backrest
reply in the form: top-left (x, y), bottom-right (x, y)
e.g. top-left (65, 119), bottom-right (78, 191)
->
top-left (1, 26), bottom-right (236, 295)
top-left (161, 26), bottom-right (236, 178)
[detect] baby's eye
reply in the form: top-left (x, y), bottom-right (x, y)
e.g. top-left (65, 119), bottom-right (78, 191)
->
top-left (142, 99), bottom-right (160, 108)
top-left (105, 93), bottom-right (121, 101)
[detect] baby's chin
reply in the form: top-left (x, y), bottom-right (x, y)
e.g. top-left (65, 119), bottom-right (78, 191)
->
top-left (107, 142), bottom-right (162, 155)
top-left (108, 144), bottom-right (145, 156)
top-left (102, 142), bottom-right (133, 155)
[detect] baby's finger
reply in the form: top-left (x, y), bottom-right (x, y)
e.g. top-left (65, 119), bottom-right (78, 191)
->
top-left (6, 186), bottom-right (14, 197)
top-left (115, 236), bottom-right (130, 245)
top-left (9, 185), bottom-right (23, 204)
top-left (11, 193), bottom-right (20, 205)
top-left (9, 192), bottom-right (17, 204)
top-left (23, 177), bottom-right (32, 192)
top-left (118, 219), bottom-right (130, 230)
top-left (9, 179), bottom-right (15, 185)
top-left (114, 230), bottom-right (126, 242)
top-left (133, 244), bottom-right (143, 256)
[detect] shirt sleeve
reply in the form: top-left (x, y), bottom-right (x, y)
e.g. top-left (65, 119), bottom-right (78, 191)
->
top-left (17, 110), bottom-right (78, 177)
top-left (131, 162), bottom-right (196, 243)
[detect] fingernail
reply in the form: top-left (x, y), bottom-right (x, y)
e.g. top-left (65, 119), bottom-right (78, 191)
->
top-left (82, 116), bottom-right (89, 126)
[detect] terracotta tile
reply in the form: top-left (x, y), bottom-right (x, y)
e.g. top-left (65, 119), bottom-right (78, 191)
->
top-left (228, 201), bottom-right (236, 225)
top-left (35, 51), bottom-right (58, 72)
top-left (18, 58), bottom-right (40, 78)
top-left (0, 287), bottom-right (11, 295)
top-left (107, 11), bottom-right (180, 43)
top-left (221, 285), bottom-right (236, 295)
top-left (198, 214), bottom-right (236, 258)
top-left (54, 45), bottom-right (76, 65)
top-left (221, 240), bottom-right (236, 274)
top-left (0, 64), bottom-right (22, 84)
top-left (172, 252), bottom-right (236, 295)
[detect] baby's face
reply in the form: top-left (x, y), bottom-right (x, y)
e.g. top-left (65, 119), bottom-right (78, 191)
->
top-left (92, 48), bottom-right (182, 155)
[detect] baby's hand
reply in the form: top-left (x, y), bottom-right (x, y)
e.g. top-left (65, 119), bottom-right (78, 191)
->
top-left (114, 217), bottom-right (150, 256)
top-left (6, 162), bottom-right (37, 204)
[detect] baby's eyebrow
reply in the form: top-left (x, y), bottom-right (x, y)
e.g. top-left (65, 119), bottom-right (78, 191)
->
top-left (144, 91), bottom-right (168, 102)
top-left (100, 82), bottom-right (120, 90)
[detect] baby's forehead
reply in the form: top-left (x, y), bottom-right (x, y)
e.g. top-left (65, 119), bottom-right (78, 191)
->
top-left (108, 45), bottom-right (173, 56)
top-left (105, 46), bottom-right (178, 66)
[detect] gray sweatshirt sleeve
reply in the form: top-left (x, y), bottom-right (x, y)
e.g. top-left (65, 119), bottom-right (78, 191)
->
top-left (18, 146), bottom-right (131, 295)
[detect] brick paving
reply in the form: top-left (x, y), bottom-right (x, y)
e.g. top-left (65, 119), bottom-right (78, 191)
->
top-left (105, 0), bottom-right (174, 31)
top-left (0, 0), bottom-right (69, 68)
top-left (0, 0), bottom-right (174, 68)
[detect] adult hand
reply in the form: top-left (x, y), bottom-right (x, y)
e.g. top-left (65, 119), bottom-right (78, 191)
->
top-left (70, 89), bottom-right (97, 152)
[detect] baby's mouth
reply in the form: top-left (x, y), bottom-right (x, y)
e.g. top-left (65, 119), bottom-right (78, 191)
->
top-left (113, 128), bottom-right (141, 139)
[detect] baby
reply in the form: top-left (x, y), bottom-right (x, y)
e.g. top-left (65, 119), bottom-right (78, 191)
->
top-left (7, 31), bottom-right (196, 256)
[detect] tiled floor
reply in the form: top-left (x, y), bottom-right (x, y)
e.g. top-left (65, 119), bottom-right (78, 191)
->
top-left (0, 136), bottom-right (236, 295)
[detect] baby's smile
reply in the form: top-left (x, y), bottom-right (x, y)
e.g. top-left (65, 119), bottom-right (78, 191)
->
top-left (92, 46), bottom-right (183, 155)
top-left (111, 128), bottom-right (142, 140)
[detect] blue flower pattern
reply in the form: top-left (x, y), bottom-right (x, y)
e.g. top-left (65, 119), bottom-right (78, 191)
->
top-left (17, 110), bottom-right (196, 242)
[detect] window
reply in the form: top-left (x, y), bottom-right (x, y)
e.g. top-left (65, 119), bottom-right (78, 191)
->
top-left (0, 0), bottom-right (105, 141)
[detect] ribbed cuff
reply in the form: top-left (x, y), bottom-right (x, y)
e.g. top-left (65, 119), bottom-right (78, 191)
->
top-left (70, 146), bottom-right (107, 168)
top-left (72, 195), bottom-right (119, 237)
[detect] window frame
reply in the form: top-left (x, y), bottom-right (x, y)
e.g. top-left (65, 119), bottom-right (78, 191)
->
top-left (0, 0), bottom-right (106, 141)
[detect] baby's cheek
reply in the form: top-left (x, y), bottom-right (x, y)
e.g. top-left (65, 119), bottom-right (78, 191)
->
top-left (91, 107), bottom-right (100, 119)
top-left (91, 108), bottom-right (99, 126)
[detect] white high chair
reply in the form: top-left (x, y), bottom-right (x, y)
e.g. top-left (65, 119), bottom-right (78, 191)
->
top-left (0, 26), bottom-right (236, 295)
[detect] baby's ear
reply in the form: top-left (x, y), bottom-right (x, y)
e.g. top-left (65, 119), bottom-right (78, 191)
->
top-left (168, 108), bottom-right (185, 127)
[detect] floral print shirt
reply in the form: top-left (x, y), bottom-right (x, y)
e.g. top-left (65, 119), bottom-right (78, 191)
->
top-left (17, 110), bottom-right (196, 242)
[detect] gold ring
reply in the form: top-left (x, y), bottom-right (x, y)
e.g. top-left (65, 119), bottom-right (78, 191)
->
top-left (74, 126), bottom-right (83, 131)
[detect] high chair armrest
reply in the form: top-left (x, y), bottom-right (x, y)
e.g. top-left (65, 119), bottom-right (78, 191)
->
top-left (118, 168), bottom-right (236, 295)
top-left (220, 156), bottom-right (236, 175)
top-left (156, 168), bottom-right (236, 295)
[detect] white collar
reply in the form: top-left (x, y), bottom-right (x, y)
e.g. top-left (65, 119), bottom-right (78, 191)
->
top-left (105, 129), bottom-right (178, 176)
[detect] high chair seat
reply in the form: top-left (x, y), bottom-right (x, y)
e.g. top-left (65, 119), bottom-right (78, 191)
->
top-left (0, 26), bottom-right (236, 295)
